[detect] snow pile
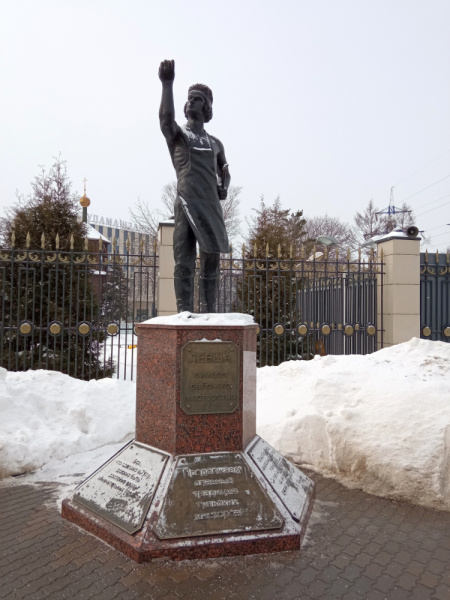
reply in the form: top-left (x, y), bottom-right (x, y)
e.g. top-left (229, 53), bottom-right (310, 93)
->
top-left (0, 369), bottom-right (135, 479)
top-left (257, 338), bottom-right (450, 512)
top-left (3, 336), bottom-right (450, 513)
top-left (143, 311), bottom-right (255, 326)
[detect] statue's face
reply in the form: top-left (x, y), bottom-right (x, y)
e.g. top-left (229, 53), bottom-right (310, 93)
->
top-left (186, 91), bottom-right (206, 119)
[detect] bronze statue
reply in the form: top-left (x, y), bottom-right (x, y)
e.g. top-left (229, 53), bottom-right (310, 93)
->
top-left (158, 59), bottom-right (231, 313)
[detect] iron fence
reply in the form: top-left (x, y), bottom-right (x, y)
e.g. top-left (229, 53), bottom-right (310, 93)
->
top-left (0, 242), bottom-right (158, 380)
top-left (195, 247), bottom-right (384, 366)
top-left (420, 250), bottom-right (450, 342)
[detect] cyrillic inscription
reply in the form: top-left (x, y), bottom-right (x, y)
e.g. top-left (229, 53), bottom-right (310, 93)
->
top-left (153, 453), bottom-right (284, 539)
top-left (181, 341), bottom-right (240, 414)
top-left (247, 436), bottom-right (314, 522)
top-left (73, 441), bottom-right (169, 534)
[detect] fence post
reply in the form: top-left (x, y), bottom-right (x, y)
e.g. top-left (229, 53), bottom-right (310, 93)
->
top-left (157, 218), bottom-right (176, 317)
top-left (376, 234), bottom-right (420, 349)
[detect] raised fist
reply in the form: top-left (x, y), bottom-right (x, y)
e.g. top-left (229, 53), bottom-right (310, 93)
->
top-left (159, 60), bottom-right (175, 82)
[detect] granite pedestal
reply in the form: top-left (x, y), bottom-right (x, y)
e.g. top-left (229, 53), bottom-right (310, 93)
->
top-left (62, 316), bottom-right (315, 562)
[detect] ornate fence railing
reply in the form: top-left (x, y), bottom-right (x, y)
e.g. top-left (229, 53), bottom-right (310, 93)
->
top-left (420, 250), bottom-right (450, 342)
top-left (0, 242), bottom-right (158, 380)
top-left (195, 247), bottom-right (384, 366)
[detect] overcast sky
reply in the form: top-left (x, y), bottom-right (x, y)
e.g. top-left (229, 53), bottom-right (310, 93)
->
top-left (1, 0), bottom-right (449, 249)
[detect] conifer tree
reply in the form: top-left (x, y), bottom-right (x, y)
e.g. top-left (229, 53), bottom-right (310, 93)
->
top-left (238, 197), bottom-right (313, 365)
top-left (0, 157), bottom-right (114, 379)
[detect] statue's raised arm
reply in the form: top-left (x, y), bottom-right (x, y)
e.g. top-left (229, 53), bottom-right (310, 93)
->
top-left (158, 60), bottom-right (231, 313)
top-left (159, 60), bottom-right (177, 141)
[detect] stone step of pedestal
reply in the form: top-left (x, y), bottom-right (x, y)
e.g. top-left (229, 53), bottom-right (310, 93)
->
top-left (62, 435), bottom-right (315, 562)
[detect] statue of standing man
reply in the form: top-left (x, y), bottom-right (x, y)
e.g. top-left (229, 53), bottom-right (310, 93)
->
top-left (158, 60), bottom-right (231, 313)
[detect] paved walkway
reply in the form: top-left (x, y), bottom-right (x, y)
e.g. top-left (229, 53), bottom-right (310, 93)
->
top-left (1, 469), bottom-right (450, 600)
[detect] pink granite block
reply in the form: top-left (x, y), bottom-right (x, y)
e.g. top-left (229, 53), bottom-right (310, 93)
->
top-left (135, 323), bottom-right (257, 454)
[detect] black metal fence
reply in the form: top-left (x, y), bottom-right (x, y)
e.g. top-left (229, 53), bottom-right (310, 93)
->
top-left (420, 250), bottom-right (450, 342)
top-left (195, 247), bottom-right (384, 366)
top-left (0, 243), bottom-right (158, 380)
top-left (1, 239), bottom-right (384, 378)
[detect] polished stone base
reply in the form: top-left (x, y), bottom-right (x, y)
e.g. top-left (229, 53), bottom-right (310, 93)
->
top-left (62, 436), bottom-right (315, 563)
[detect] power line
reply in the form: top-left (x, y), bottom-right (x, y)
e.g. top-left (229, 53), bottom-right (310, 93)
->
top-left (394, 149), bottom-right (450, 186)
top-left (400, 174), bottom-right (450, 202)
top-left (427, 230), bottom-right (450, 242)
top-left (416, 200), bottom-right (450, 218)
top-left (423, 224), bottom-right (450, 233)
top-left (413, 194), bottom-right (450, 211)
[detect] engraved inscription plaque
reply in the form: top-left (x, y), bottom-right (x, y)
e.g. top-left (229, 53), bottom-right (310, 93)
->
top-left (248, 436), bottom-right (314, 522)
top-left (181, 341), bottom-right (240, 415)
top-left (154, 452), bottom-right (284, 540)
top-left (74, 441), bottom-right (169, 534)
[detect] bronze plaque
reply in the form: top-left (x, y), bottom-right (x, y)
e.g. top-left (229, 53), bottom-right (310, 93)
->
top-left (73, 441), bottom-right (169, 534)
top-left (154, 453), bottom-right (284, 540)
top-left (247, 436), bottom-right (314, 522)
top-left (181, 341), bottom-right (239, 415)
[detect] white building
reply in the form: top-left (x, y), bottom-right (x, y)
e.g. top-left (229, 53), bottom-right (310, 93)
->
top-left (87, 212), bottom-right (153, 255)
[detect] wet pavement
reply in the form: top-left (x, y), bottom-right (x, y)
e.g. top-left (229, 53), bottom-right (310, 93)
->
top-left (1, 469), bottom-right (450, 600)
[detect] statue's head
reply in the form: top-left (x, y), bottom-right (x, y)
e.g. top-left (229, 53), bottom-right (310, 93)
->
top-left (184, 84), bottom-right (213, 123)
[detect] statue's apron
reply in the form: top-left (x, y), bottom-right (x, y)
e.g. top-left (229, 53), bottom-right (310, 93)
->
top-left (173, 125), bottom-right (231, 254)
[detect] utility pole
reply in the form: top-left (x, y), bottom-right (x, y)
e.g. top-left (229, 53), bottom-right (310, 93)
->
top-left (375, 186), bottom-right (411, 232)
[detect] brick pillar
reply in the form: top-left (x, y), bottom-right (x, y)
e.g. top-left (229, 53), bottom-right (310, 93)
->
top-left (157, 219), bottom-right (176, 317)
top-left (377, 236), bottom-right (420, 349)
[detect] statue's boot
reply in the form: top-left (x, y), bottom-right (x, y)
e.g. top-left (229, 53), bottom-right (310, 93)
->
top-left (174, 277), bottom-right (194, 313)
top-left (199, 276), bottom-right (219, 313)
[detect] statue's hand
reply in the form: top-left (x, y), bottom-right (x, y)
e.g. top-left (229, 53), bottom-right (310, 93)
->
top-left (218, 187), bottom-right (227, 201)
top-left (159, 60), bottom-right (175, 82)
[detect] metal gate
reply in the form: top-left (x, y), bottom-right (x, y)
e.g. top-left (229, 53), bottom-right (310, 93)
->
top-left (196, 248), bottom-right (383, 366)
top-left (420, 250), bottom-right (450, 342)
top-left (0, 240), bottom-right (158, 380)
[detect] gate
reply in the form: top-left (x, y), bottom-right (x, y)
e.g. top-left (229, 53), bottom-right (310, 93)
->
top-left (0, 239), bottom-right (158, 380)
top-left (195, 247), bottom-right (383, 366)
top-left (420, 250), bottom-right (450, 342)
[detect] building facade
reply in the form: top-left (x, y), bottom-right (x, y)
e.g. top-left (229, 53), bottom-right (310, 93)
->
top-left (87, 213), bottom-right (153, 254)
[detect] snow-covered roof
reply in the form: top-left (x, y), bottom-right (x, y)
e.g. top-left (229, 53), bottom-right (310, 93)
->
top-left (364, 226), bottom-right (421, 247)
top-left (87, 227), bottom-right (110, 243)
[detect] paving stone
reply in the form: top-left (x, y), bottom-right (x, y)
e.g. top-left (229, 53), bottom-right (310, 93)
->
top-left (331, 554), bottom-right (352, 569)
top-left (363, 562), bottom-right (384, 580)
top-left (2, 468), bottom-right (450, 600)
top-left (352, 553), bottom-right (372, 568)
top-left (350, 575), bottom-right (374, 596)
top-left (365, 590), bottom-right (386, 600)
top-left (396, 571), bottom-right (417, 591)
top-left (373, 551), bottom-right (393, 566)
top-left (318, 565), bottom-right (340, 584)
top-left (384, 561), bottom-right (405, 578)
top-left (388, 586), bottom-right (410, 600)
top-left (411, 584), bottom-right (441, 600)
top-left (374, 573), bottom-right (396, 593)
top-left (341, 564), bottom-right (362, 582)
top-left (308, 580), bottom-right (330, 598)
top-left (435, 584), bottom-right (450, 600)
top-left (394, 550), bottom-right (414, 565)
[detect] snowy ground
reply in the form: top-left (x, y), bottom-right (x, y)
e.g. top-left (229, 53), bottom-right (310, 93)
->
top-left (0, 368), bottom-right (135, 480)
top-left (1, 337), bottom-right (450, 513)
top-left (258, 337), bottom-right (450, 512)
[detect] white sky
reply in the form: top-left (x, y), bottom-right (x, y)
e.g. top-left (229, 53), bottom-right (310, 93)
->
top-left (1, 0), bottom-right (449, 250)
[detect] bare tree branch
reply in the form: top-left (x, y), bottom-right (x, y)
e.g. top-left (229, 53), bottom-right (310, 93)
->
top-left (129, 181), bottom-right (242, 245)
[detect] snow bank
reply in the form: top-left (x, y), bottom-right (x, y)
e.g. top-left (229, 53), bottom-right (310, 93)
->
top-left (257, 338), bottom-right (450, 512)
top-left (3, 336), bottom-right (450, 513)
top-left (0, 369), bottom-right (135, 479)
top-left (143, 312), bottom-right (255, 326)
